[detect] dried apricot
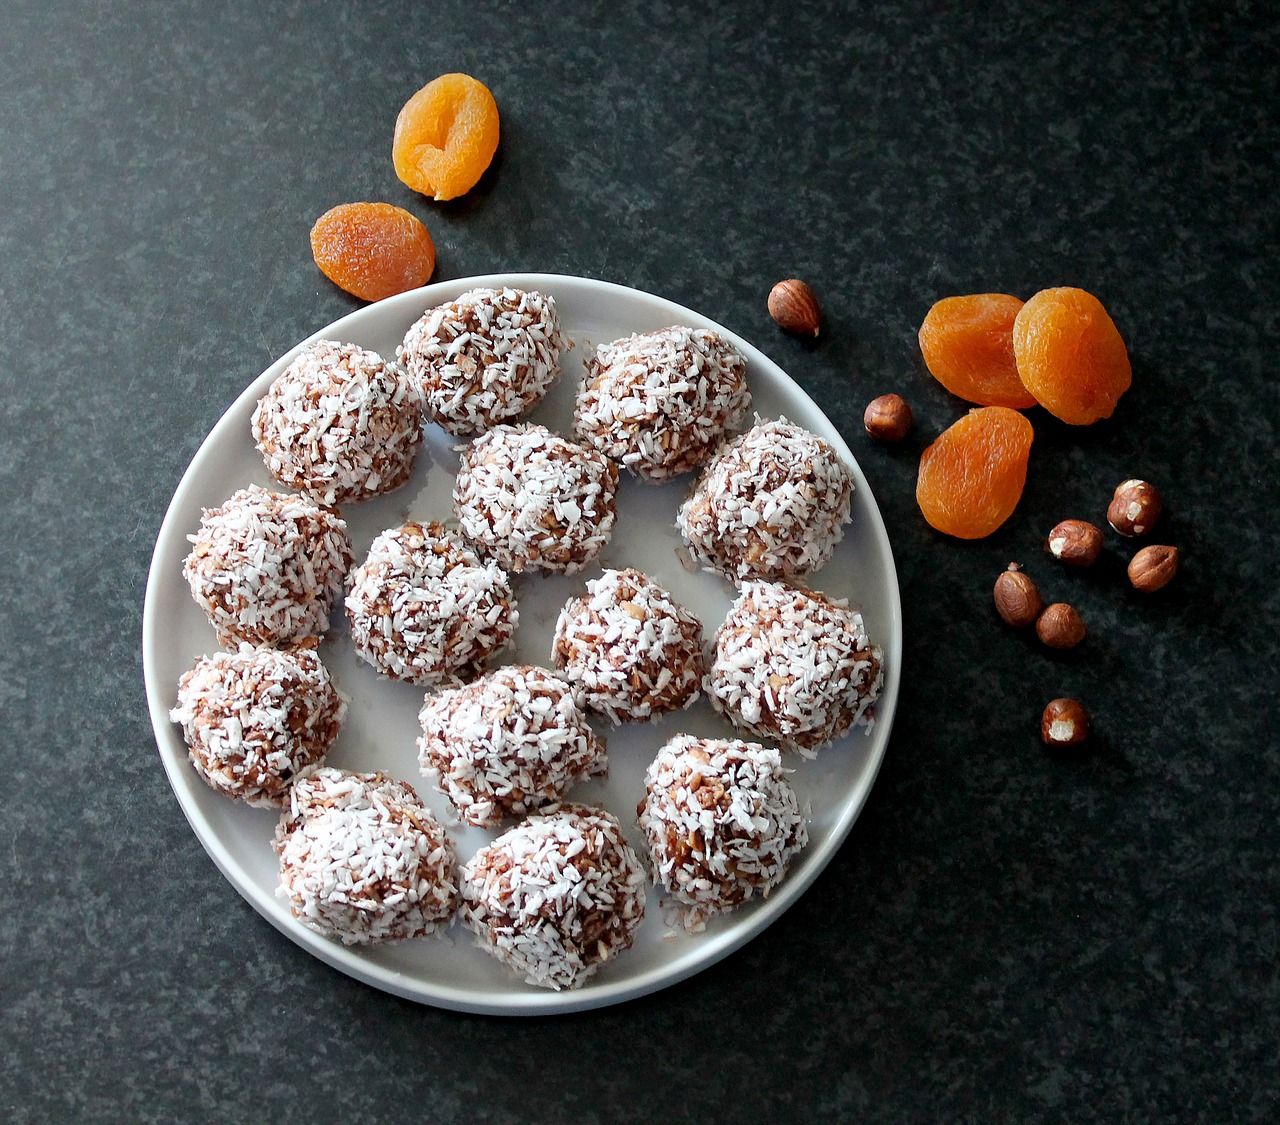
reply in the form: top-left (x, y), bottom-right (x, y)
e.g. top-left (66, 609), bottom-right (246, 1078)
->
top-left (393, 73), bottom-right (500, 201)
top-left (918, 293), bottom-right (1037, 409)
top-left (310, 202), bottom-right (435, 302)
top-left (916, 407), bottom-right (1034, 539)
top-left (1012, 287), bottom-right (1131, 424)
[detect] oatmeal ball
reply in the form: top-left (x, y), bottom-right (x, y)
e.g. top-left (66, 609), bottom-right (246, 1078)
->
top-left (252, 339), bottom-right (424, 506)
top-left (453, 423), bottom-right (619, 574)
top-left (676, 417), bottom-right (854, 581)
top-left (274, 767), bottom-right (459, 945)
top-left (552, 567), bottom-right (704, 724)
top-left (398, 287), bottom-right (568, 436)
top-left (182, 485), bottom-right (352, 648)
top-left (170, 642), bottom-right (346, 807)
top-left (345, 520), bottom-right (517, 686)
top-left (417, 665), bottom-right (607, 828)
top-left (706, 580), bottom-right (883, 756)
top-left (638, 734), bottom-right (808, 931)
top-left (573, 325), bottom-right (750, 480)
top-left (460, 803), bottom-right (646, 990)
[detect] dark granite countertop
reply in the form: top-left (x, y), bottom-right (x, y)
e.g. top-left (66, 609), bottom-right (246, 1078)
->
top-left (2, 1), bottom-right (1277, 1120)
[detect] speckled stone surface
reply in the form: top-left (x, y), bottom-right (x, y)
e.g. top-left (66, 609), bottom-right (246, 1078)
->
top-left (1, 1), bottom-right (1277, 1120)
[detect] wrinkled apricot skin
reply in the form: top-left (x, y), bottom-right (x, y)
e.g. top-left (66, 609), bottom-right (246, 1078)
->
top-left (393, 73), bottom-right (500, 202)
top-left (916, 407), bottom-right (1035, 539)
top-left (1012, 287), bottom-right (1132, 424)
top-left (310, 202), bottom-right (435, 302)
top-left (918, 293), bottom-right (1037, 409)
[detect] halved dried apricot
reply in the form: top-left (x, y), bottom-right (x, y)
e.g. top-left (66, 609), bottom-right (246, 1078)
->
top-left (1012, 287), bottom-right (1131, 424)
top-left (393, 73), bottom-right (500, 202)
top-left (916, 407), bottom-right (1034, 539)
top-left (918, 293), bottom-right (1037, 409)
top-left (310, 202), bottom-right (435, 302)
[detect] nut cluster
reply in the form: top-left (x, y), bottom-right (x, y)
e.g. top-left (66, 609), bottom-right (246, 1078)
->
top-left (992, 565), bottom-right (1084, 650)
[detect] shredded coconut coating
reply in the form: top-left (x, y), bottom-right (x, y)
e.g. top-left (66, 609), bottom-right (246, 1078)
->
top-left (552, 567), bottom-right (704, 724)
top-left (252, 339), bottom-right (424, 506)
top-left (453, 423), bottom-right (619, 574)
top-left (573, 326), bottom-right (750, 480)
top-left (274, 767), bottom-right (459, 945)
top-left (417, 665), bottom-right (607, 828)
top-left (182, 485), bottom-right (353, 648)
top-left (706, 580), bottom-right (883, 756)
top-left (460, 803), bottom-right (647, 990)
top-left (170, 642), bottom-right (346, 807)
top-left (676, 417), bottom-right (854, 581)
top-left (398, 287), bottom-right (568, 437)
top-left (345, 520), bottom-right (518, 687)
top-left (637, 734), bottom-right (808, 932)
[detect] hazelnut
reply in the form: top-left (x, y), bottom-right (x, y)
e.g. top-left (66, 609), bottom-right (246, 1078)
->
top-left (1041, 698), bottom-right (1090, 748)
top-left (767, 279), bottom-right (821, 337)
top-left (1036, 603), bottom-right (1086, 649)
top-left (1046, 519), bottom-right (1104, 567)
top-left (863, 394), bottom-right (913, 443)
top-left (1128, 544), bottom-right (1179, 592)
top-left (993, 563), bottom-right (1042, 628)
top-left (1108, 479), bottom-right (1163, 537)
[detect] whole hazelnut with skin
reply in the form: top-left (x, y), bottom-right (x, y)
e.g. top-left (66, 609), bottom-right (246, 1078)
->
top-left (1036, 603), bottom-right (1086, 649)
top-left (1108, 479), bottom-right (1163, 537)
top-left (1128, 544), bottom-right (1179, 592)
top-left (864, 394), bottom-right (913, 443)
top-left (993, 563), bottom-right (1042, 628)
top-left (1041, 698), bottom-right (1090, 748)
top-left (1046, 519), bottom-right (1104, 567)
top-left (767, 279), bottom-right (821, 337)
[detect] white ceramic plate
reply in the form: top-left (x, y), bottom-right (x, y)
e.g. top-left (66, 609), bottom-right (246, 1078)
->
top-left (142, 273), bottom-right (901, 1015)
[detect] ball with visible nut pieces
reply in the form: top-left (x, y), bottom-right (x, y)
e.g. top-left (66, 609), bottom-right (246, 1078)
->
top-left (993, 564), bottom-right (1042, 628)
top-left (1108, 479), bottom-right (1163, 537)
top-left (864, 394), bottom-right (913, 443)
top-left (1128, 544), bottom-right (1179, 592)
top-left (1041, 698), bottom-right (1090, 748)
top-left (767, 279), bottom-right (821, 337)
top-left (1046, 519), bottom-right (1104, 567)
top-left (1036, 603), bottom-right (1086, 649)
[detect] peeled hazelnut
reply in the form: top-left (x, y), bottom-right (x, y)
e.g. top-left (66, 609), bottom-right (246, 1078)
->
top-left (1108, 479), bottom-right (1163, 536)
top-left (864, 394), bottom-right (913, 443)
top-left (1041, 698), bottom-right (1090, 748)
top-left (1046, 519), bottom-right (1104, 567)
top-left (768, 279), bottom-right (821, 337)
top-left (1128, 544), bottom-right (1179, 592)
top-left (1036, 603), bottom-right (1086, 649)
top-left (993, 563), bottom-right (1042, 628)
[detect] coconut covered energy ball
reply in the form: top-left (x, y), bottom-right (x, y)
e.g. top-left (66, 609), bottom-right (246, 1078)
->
top-left (182, 485), bottom-right (352, 648)
top-left (453, 423), bottom-right (619, 574)
top-left (345, 520), bottom-right (518, 686)
top-left (552, 567), bottom-right (704, 724)
top-left (170, 642), bottom-right (346, 807)
top-left (573, 325), bottom-right (750, 480)
top-left (398, 287), bottom-right (568, 436)
top-left (706, 580), bottom-right (883, 756)
top-left (637, 734), bottom-right (808, 931)
top-left (676, 417), bottom-right (854, 581)
top-left (252, 339), bottom-right (424, 506)
top-left (460, 804), bottom-right (647, 991)
top-left (417, 665), bottom-right (607, 828)
top-left (274, 767), bottom-right (459, 945)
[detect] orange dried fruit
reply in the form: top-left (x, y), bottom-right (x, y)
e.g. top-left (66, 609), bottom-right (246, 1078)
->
top-left (1012, 287), bottom-right (1132, 424)
top-left (916, 406), bottom-right (1034, 539)
top-left (918, 293), bottom-right (1037, 409)
top-left (310, 202), bottom-right (435, 302)
top-left (393, 73), bottom-right (500, 202)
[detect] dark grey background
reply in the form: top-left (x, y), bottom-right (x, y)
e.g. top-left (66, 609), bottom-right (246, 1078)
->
top-left (2, 1), bottom-right (1276, 1121)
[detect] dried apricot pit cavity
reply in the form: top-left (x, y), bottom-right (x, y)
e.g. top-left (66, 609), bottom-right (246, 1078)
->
top-left (393, 73), bottom-right (500, 202)
top-left (310, 202), bottom-right (435, 302)
top-left (916, 406), bottom-right (1034, 539)
top-left (1012, 287), bottom-right (1131, 425)
top-left (918, 293), bottom-right (1037, 409)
